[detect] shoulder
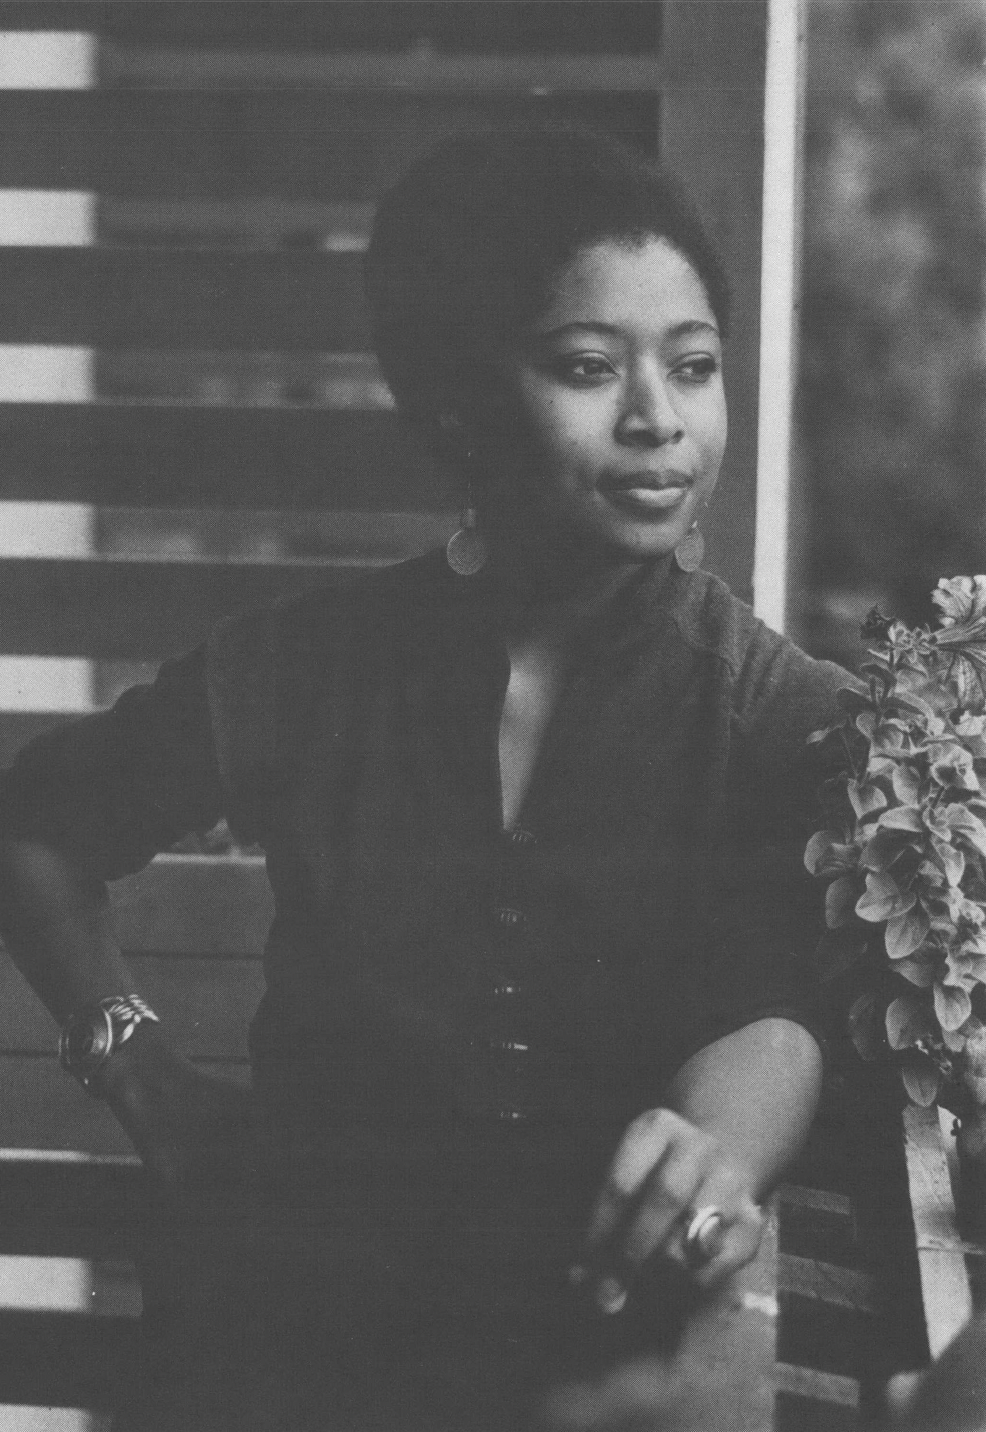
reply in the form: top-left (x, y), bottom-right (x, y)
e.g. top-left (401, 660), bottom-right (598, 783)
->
top-left (208, 549), bottom-right (448, 670)
top-left (670, 569), bottom-right (853, 741)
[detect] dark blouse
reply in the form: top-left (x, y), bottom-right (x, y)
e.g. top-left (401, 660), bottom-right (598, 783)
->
top-left (2, 552), bottom-right (847, 1168)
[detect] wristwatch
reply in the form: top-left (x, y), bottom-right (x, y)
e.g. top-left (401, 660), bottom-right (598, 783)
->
top-left (59, 995), bottom-right (160, 1096)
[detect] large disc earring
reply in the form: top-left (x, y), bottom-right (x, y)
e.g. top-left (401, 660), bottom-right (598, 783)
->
top-left (674, 523), bottom-right (704, 573)
top-left (446, 480), bottom-right (488, 577)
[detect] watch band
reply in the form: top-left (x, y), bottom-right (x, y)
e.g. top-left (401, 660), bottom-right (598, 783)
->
top-left (59, 994), bottom-right (161, 1096)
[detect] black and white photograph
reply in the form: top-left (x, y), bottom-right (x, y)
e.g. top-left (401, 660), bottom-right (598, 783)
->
top-left (0, 2), bottom-right (984, 1428)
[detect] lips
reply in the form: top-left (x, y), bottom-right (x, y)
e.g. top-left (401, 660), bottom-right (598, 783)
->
top-left (600, 472), bottom-right (693, 513)
top-left (600, 471), bottom-right (693, 493)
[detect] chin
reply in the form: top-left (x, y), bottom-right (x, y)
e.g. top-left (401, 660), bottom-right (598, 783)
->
top-left (597, 519), bottom-right (681, 561)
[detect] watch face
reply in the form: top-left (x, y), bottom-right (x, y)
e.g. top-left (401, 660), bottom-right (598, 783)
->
top-left (61, 1006), bottom-right (114, 1078)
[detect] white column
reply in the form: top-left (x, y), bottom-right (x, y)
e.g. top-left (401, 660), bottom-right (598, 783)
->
top-left (0, 31), bottom-right (97, 711)
top-left (753, 0), bottom-right (807, 634)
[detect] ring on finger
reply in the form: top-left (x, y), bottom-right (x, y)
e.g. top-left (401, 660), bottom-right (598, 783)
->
top-left (684, 1204), bottom-right (724, 1266)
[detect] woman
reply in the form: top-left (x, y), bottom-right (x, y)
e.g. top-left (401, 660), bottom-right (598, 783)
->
top-left (0, 128), bottom-right (843, 1430)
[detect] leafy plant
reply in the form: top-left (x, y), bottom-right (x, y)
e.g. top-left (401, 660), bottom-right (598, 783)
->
top-left (805, 576), bottom-right (986, 1109)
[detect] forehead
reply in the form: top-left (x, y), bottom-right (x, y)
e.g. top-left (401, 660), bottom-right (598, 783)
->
top-left (534, 237), bottom-right (717, 337)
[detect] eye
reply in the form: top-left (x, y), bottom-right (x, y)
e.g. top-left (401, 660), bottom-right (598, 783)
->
top-left (550, 353), bottom-right (616, 385)
top-left (672, 354), bottom-right (719, 384)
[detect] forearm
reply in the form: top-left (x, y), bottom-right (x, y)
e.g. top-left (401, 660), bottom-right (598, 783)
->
top-left (665, 1017), bottom-right (823, 1201)
top-left (0, 839), bottom-right (143, 1023)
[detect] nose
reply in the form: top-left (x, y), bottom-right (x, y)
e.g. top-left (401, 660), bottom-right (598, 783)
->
top-left (615, 365), bottom-right (683, 447)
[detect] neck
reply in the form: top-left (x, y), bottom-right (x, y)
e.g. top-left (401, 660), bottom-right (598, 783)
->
top-left (485, 522), bottom-right (652, 635)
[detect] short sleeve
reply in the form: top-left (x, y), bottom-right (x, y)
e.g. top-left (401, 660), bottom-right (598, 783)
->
top-left (0, 646), bottom-right (224, 882)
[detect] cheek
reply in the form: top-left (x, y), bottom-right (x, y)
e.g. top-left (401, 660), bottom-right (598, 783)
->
top-left (525, 392), bottom-right (609, 469)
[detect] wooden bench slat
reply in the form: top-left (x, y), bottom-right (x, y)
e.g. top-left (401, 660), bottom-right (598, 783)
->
top-left (0, 90), bottom-right (658, 201)
top-left (902, 1103), bottom-right (974, 1360)
top-left (0, 556), bottom-right (355, 660)
top-left (0, 1057), bottom-right (246, 1157)
top-left (774, 1362), bottom-right (859, 1408)
top-left (0, 405), bottom-right (445, 511)
top-left (777, 1255), bottom-right (875, 1314)
top-left (0, 249), bottom-right (366, 351)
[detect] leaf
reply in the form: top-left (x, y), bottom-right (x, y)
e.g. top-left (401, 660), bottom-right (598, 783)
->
top-left (861, 828), bottom-right (917, 873)
top-left (931, 747), bottom-right (980, 792)
top-left (886, 991), bottom-right (935, 1049)
top-left (901, 1051), bottom-right (941, 1107)
top-left (855, 871), bottom-right (915, 923)
top-left (885, 905), bottom-right (931, 960)
top-left (891, 765), bottom-right (922, 805)
top-left (943, 805), bottom-right (986, 858)
top-left (848, 779), bottom-right (889, 820)
top-left (931, 575), bottom-right (986, 627)
top-left (894, 954), bottom-right (937, 987)
top-left (804, 830), bottom-right (857, 878)
top-left (855, 710), bottom-right (877, 740)
top-left (877, 805), bottom-right (924, 833)
top-left (934, 982), bottom-right (973, 1033)
top-left (848, 993), bottom-right (883, 1061)
top-left (826, 874), bottom-right (860, 929)
top-left (930, 836), bottom-right (965, 887)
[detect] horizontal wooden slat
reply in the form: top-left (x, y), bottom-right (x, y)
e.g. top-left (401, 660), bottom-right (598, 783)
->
top-left (0, 1156), bottom-right (140, 1260)
top-left (0, 91), bottom-right (658, 200)
top-left (0, 1406), bottom-right (107, 1431)
top-left (112, 854), bottom-right (271, 958)
top-left (0, 556), bottom-right (351, 659)
top-left (774, 1363), bottom-right (859, 1408)
top-left (0, 406), bottom-right (447, 508)
top-left (0, 1309), bottom-right (137, 1410)
top-left (0, 1057), bottom-right (246, 1156)
top-left (776, 1184), bottom-right (858, 1269)
top-left (99, 197), bottom-right (374, 251)
top-left (777, 1254), bottom-right (875, 1314)
top-left (100, 46), bottom-right (666, 92)
top-left (0, 1256), bottom-right (138, 1317)
top-left (0, 250), bottom-right (366, 351)
top-left (93, 350), bottom-right (393, 408)
top-left (0, 3), bottom-right (662, 56)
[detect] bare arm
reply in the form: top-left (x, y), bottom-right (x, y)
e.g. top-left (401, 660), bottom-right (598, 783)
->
top-left (578, 1017), bottom-right (823, 1312)
top-left (0, 837), bottom-right (250, 1187)
top-left (665, 1016), bottom-right (823, 1200)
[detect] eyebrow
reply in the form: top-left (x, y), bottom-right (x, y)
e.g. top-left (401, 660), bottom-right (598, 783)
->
top-left (531, 319), bottom-right (720, 342)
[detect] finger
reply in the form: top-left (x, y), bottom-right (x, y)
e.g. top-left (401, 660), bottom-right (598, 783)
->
top-left (584, 1109), bottom-right (679, 1255)
top-left (620, 1144), bottom-right (705, 1274)
top-left (689, 1200), bottom-right (764, 1289)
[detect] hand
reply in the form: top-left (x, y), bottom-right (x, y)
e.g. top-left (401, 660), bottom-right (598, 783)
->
top-left (99, 1023), bottom-right (256, 1201)
top-left (572, 1108), bottom-right (764, 1314)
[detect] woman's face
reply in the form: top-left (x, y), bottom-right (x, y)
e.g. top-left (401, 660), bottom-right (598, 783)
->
top-left (499, 237), bottom-right (727, 563)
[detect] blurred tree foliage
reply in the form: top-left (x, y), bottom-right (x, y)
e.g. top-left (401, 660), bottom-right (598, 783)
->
top-left (800, 0), bottom-right (986, 664)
